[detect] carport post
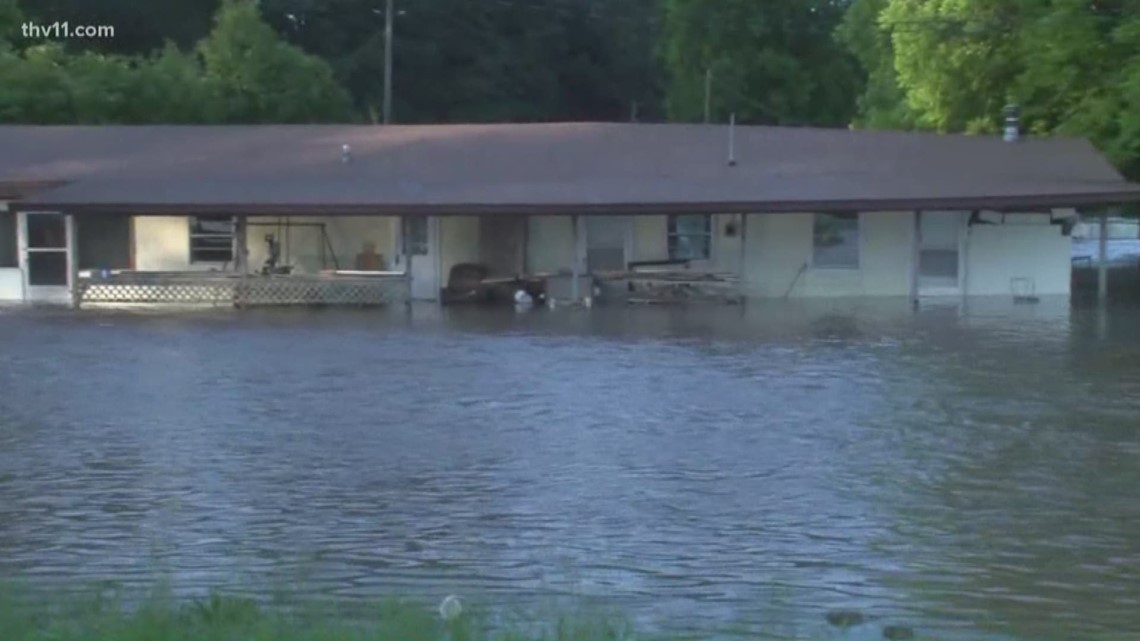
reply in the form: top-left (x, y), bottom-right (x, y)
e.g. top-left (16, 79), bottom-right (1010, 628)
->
top-left (68, 214), bottom-right (79, 309)
top-left (571, 214), bottom-right (581, 302)
top-left (234, 215), bottom-right (248, 274)
top-left (737, 214), bottom-right (748, 298)
top-left (1098, 212), bottom-right (1108, 304)
top-left (403, 216), bottom-right (413, 306)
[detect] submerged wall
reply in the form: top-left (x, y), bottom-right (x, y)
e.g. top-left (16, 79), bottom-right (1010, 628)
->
top-left (739, 211), bottom-right (915, 298)
top-left (522, 210), bottom-right (1070, 299)
top-left (965, 212), bottom-right (1071, 296)
top-left (127, 210), bottom-right (1073, 300)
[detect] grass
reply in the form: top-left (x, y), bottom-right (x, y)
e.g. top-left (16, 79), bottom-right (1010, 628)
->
top-left (0, 586), bottom-right (645, 641)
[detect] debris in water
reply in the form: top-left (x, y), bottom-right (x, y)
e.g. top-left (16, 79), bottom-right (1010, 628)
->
top-left (826, 610), bottom-right (866, 628)
top-left (883, 625), bottom-right (916, 640)
top-left (439, 595), bottom-right (462, 621)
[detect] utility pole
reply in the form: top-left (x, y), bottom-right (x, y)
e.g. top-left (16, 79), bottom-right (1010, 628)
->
top-left (383, 0), bottom-right (394, 124)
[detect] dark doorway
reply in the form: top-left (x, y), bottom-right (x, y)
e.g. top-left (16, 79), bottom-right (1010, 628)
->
top-left (0, 210), bottom-right (16, 267)
top-left (76, 214), bottom-right (131, 270)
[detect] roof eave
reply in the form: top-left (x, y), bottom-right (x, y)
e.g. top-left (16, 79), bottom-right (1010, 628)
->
top-left (15, 190), bottom-right (1140, 216)
top-left (0, 180), bottom-right (70, 201)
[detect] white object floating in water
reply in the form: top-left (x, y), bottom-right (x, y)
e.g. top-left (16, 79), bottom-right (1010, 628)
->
top-left (439, 595), bottom-right (463, 621)
top-left (514, 289), bottom-right (533, 306)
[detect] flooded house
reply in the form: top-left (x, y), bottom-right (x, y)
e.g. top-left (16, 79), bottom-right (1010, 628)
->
top-left (1, 122), bottom-right (1138, 307)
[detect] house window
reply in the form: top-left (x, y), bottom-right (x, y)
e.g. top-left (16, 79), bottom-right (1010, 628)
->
top-left (668, 214), bottom-right (712, 261)
top-left (0, 211), bottom-right (16, 267)
top-left (189, 215), bottom-right (234, 263)
top-left (813, 212), bottom-right (860, 268)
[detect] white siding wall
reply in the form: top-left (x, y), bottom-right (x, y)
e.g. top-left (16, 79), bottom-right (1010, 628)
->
top-left (133, 217), bottom-right (205, 271)
top-left (633, 216), bottom-right (667, 262)
top-left (440, 216), bottom-right (481, 283)
top-left (526, 216), bottom-right (576, 273)
top-left (0, 270), bottom-right (21, 301)
top-left (965, 213), bottom-right (1071, 296)
top-left (711, 214), bottom-right (744, 274)
top-left (740, 211), bottom-right (915, 298)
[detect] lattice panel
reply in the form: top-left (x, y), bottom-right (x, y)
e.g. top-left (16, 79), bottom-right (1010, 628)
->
top-left (77, 275), bottom-right (410, 308)
top-left (78, 282), bottom-right (236, 306)
top-left (235, 279), bottom-right (408, 307)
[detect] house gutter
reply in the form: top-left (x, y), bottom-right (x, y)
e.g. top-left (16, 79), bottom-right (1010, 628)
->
top-left (15, 189), bottom-right (1140, 216)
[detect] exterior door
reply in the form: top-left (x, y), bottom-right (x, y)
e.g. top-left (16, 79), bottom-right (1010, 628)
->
top-left (584, 216), bottom-right (631, 272)
top-left (917, 211), bottom-right (964, 296)
top-left (18, 212), bottom-right (74, 304)
top-left (404, 216), bottom-right (440, 301)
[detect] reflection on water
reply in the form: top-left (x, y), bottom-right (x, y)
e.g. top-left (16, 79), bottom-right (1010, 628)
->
top-left (0, 299), bottom-right (1138, 640)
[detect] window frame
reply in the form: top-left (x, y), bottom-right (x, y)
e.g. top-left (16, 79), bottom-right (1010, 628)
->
top-left (811, 211), bottom-right (862, 271)
top-left (188, 215), bottom-right (235, 265)
top-left (667, 214), bottom-right (713, 262)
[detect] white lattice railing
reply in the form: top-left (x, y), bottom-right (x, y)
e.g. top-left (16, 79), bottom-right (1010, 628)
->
top-left (75, 272), bottom-right (410, 308)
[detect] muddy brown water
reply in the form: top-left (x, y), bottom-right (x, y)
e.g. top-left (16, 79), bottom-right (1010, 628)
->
top-left (1, 299), bottom-right (1138, 640)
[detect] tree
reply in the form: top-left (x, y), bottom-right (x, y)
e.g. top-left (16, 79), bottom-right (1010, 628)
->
top-left (16, 0), bottom-right (219, 55)
top-left (1, 0), bottom-right (20, 50)
top-left (197, 0), bottom-right (354, 123)
top-left (259, 0), bottom-right (663, 123)
top-left (661, 0), bottom-right (860, 127)
top-left (0, 44), bottom-right (74, 123)
top-left (835, 0), bottom-right (914, 129)
top-left (878, 0), bottom-right (1032, 134)
top-left (839, 0), bottom-right (1140, 178)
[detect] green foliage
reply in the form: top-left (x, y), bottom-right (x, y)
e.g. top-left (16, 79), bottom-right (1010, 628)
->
top-left (258, 0), bottom-right (663, 123)
top-left (661, 0), bottom-right (860, 127)
top-left (834, 0), bottom-right (914, 129)
top-left (199, 0), bottom-right (353, 123)
top-left (0, 587), bottom-right (640, 641)
top-left (0, 0), bottom-right (352, 124)
top-left (17, 0), bottom-right (219, 54)
top-left (840, 0), bottom-right (1140, 177)
top-left (0, 0), bottom-right (20, 49)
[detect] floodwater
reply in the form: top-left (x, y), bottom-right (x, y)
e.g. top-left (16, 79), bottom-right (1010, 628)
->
top-left (1, 299), bottom-right (1138, 641)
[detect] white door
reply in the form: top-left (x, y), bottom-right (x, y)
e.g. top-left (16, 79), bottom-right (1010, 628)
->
top-left (584, 216), bottom-right (631, 272)
top-left (404, 216), bottom-right (440, 301)
top-left (917, 211), bottom-right (964, 296)
top-left (18, 212), bottom-right (74, 304)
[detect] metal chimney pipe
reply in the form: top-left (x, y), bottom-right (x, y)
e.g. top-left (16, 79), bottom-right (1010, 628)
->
top-left (728, 113), bottom-right (737, 166)
top-left (1003, 104), bottom-right (1020, 142)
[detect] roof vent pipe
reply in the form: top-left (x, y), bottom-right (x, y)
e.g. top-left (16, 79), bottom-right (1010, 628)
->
top-left (1003, 104), bottom-right (1020, 143)
top-left (341, 143), bottom-right (352, 163)
top-left (728, 113), bottom-right (737, 167)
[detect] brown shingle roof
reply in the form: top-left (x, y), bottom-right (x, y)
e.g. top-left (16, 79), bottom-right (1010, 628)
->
top-left (1, 123), bottom-right (1138, 214)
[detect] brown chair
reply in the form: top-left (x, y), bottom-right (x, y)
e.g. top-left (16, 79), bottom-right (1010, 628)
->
top-left (355, 241), bottom-right (384, 271)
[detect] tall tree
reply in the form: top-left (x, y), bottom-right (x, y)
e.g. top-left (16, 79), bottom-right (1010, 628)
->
top-left (1, 0), bottom-right (20, 49)
top-left (843, 0), bottom-right (1140, 176)
top-left (835, 0), bottom-right (913, 129)
top-left (661, 0), bottom-right (860, 127)
top-left (259, 0), bottom-right (663, 123)
top-left (198, 0), bottom-right (354, 123)
top-left (879, 0), bottom-right (1029, 134)
top-left (16, 0), bottom-right (219, 54)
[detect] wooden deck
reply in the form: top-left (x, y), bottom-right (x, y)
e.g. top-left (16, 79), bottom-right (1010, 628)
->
top-left (74, 271), bottom-right (410, 308)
